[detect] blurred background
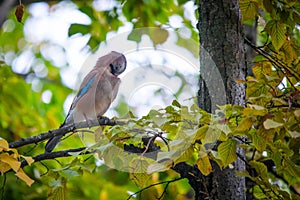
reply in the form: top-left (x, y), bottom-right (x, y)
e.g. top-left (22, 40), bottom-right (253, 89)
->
top-left (1, 0), bottom-right (198, 123)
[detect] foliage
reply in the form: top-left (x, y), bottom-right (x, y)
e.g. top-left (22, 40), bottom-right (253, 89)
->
top-left (0, 0), bottom-right (300, 200)
top-left (0, 138), bottom-right (34, 186)
top-left (69, 0), bottom-right (198, 51)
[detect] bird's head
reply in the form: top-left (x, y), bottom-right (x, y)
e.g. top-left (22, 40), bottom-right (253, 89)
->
top-left (95, 51), bottom-right (127, 76)
top-left (108, 51), bottom-right (127, 76)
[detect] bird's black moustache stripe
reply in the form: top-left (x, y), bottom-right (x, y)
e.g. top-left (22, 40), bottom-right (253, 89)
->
top-left (110, 63), bottom-right (115, 75)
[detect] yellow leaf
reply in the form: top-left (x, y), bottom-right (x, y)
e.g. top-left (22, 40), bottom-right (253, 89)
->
top-left (252, 64), bottom-right (264, 80)
top-left (259, 128), bottom-right (275, 142)
top-left (243, 106), bottom-right (267, 116)
top-left (236, 117), bottom-right (254, 131)
top-left (0, 161), bottom-right (11, 174)
top-left (149, 28), bottom-right (169, 46)
top-left (15, 168), bottom-right (34, 186)
top-left (197, 154), bottom-right (212, 176)
top-left (263, 119), bottom-right (283, 130)
top-left (281, 40), bottom-right (296, 63)
top-left (21, 155), bottom-right (34, 166)
top-left (9, 149), bottom-right (19, 158)
top-left (0, 153), bottom-right (20, 172)
top-left (174, 145), bottom-right (195, 164)
top-left (99, 190), bottom-right (108, 200)
top-left (0, 138), bottom-right (9, 150)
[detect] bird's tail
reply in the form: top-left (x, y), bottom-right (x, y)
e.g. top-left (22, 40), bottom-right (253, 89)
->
top-left (45, 135), bottom-right (63, 152)
top-left (45, 112), bottom-right (73, 152)
top-left (45, 119), bottom-right (69, 152)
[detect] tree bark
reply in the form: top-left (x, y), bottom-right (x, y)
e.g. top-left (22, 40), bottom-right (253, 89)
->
top-left (197, 0), bottom-right (246, 199)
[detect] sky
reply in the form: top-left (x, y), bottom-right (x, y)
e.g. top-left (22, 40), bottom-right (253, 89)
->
top-left (8, 0), bottom-right (199, 118)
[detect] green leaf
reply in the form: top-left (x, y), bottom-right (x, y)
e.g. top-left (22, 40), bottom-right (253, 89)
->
top-left (68, 24), bottom-right (91, 36)
top-left (263, 119), bottom-right (283, 129)
top-left (251, 132), bottom-right (266, 151)
top-left (172, 99), bottom-right (181, 108)
top-left (195, 125), bottom-right (209, 141)
top-left (129, 159), bottom-right (152, 187)
top-left (202, 127), bottom-right (221, 145)
top-left (174, 145), bottom-right (195, 164)
top-left (249, 161), bottom-right (268, 180)
top-left (148, 109), bottom-right (166, 126)
top-left (252, 185), bottom-right (268, 199)
top-left (87, 36), bottom-right (100, 51)
top-left (265, 20), bottom-right (286, 51)
top-left (79, 5), bottom-right (96, 21)
top-left (127, 30), bottom-right (142, 43)
top-left (218, 139), bottom-right (237, 167)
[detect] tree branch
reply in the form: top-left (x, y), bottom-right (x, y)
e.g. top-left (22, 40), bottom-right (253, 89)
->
top-left (172, 162), bottom-right (206, 199)
top-left (3, 147), bottom-right (88, 174)
top-left (20, 147), bottom-right (87, 168)
top-left (9, 117), bottom-right (121, 149)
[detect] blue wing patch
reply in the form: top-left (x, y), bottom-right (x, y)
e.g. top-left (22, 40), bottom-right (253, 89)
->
top-left (78, 76), bottom-right (95, 97)
top-left (69, 75), bottom-right (96, 110)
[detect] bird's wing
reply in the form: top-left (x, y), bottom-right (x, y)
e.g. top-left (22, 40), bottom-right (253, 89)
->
top-left (70, 74), bottom-right (96, 110)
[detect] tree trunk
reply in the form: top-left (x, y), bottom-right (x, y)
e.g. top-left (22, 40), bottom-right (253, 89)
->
top-left (197, 0), bottom-right (246, 199)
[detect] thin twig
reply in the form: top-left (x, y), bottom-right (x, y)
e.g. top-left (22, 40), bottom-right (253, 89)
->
top-left (20, 147), bottom-right (87, 168)
top-left (244, 38), bottom-right (300, 89)
top-left (126, 177), bottom-right (183, 200)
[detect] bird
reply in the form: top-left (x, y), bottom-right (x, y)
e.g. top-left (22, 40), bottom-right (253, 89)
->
top-left (45, 51), bottom-right (127, 152)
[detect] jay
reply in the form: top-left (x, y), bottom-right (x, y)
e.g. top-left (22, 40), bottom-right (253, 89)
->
top-left (45, 51), bottom-right (127, 152)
